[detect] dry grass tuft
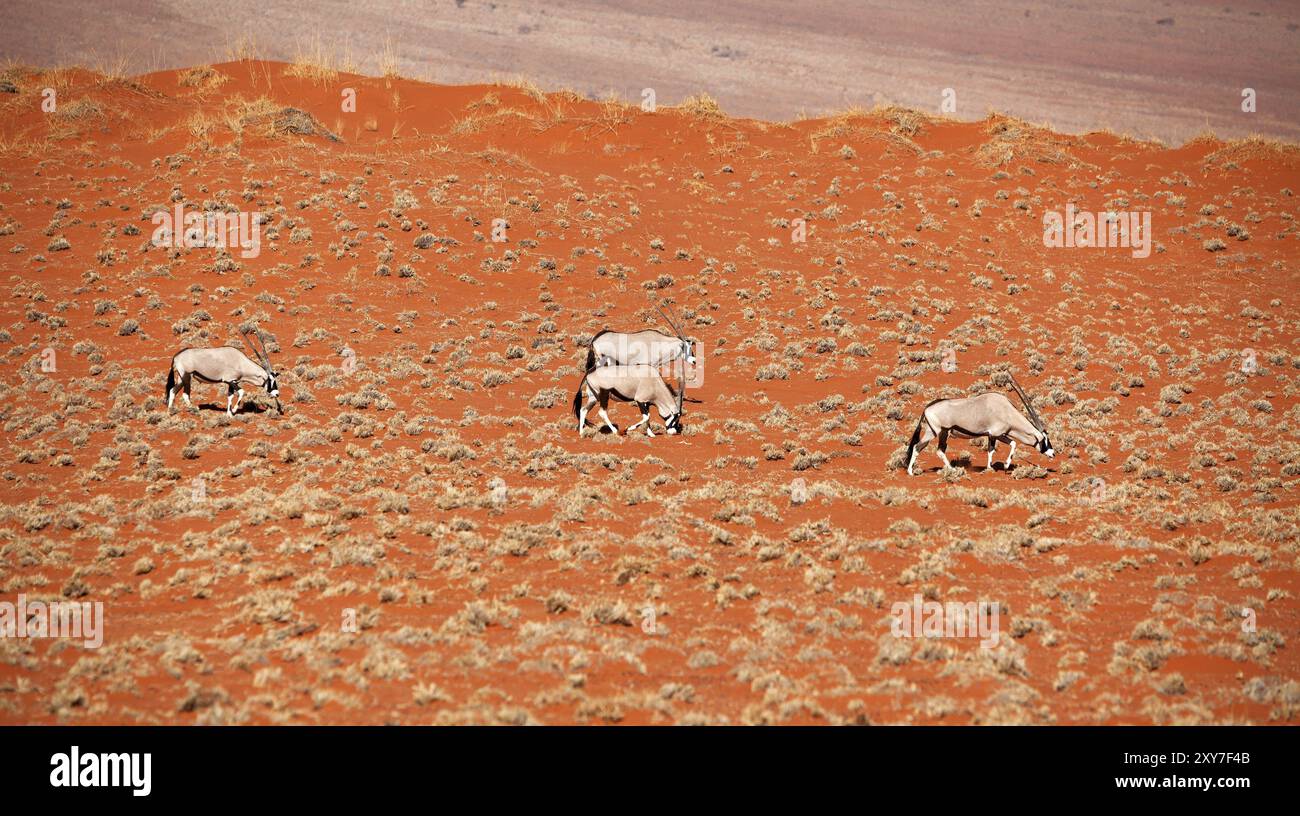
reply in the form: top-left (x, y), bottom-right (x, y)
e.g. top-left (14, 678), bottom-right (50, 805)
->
top-left (873, 104), bottom-right (930, 137)
top-left (808, 106), bottom-right (926, 156)
top-left (54, 98), bottom-right (104, 120)
top-left (88, 52), bottom-right (130, 82)
top-left (1201, 134), bottom-right (1300, 167)
top-left (178, 65), bottom-right (230, 91)
top-left (225, 34), bottom-right (259, 62)
top-left (377, 38), bottom-right (401, 79)
top-left (286, 35), bottom-right (341, 85)
top-left (976, 112), bottom-right (1094, 168)
top-left (272, 107), bottom-right (342, 142)
top-left (493, 75), bottom-right (547, 103)
top-left (222, 96), bottom-right (341, 142)
top-left (676, 93), bottom-right (725, 119)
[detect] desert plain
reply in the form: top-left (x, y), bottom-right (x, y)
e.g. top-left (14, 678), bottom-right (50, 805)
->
top-left (0, 57), bottom-right (1297, 724)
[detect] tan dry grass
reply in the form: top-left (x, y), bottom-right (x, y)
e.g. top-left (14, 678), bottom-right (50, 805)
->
top-left (675, 93), bottom-right (725, 119)
top-left (976, 112), bottom-right (1093, 169)
top-left (285, 35), bottom-right (341, 85)
top-left (178, 65), bottom-right (230, 91)
top-left (1201, 134), bottom-right (1300, 167)
top-left (225, 34), bottom-right (259, 62)
top-left (377, 37), bottom-right (401, 79)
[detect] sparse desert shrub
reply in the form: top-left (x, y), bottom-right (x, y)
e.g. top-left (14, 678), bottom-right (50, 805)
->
top-left (529, 387), bottom-right (565, 409)
top-left (756, 363), bottom-right (789, 381)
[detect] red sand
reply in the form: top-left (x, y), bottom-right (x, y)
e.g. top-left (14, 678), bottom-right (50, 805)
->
top-left (0, 61), bottom-right (1296, 724)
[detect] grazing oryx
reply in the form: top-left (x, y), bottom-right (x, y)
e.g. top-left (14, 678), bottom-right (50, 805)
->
top-left (166, 330), bottom-right (282, 416)
top-left (573, 364), bottom-right (682, 437)
top-left (904, 374), bottom-right (1054, 475)
top-left (586, 307), bottom-right (696, 371)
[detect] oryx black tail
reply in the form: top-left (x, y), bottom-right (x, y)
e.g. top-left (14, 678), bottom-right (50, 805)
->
top-left (903, 416), bottom-right (924, 469)
top-left (573, 376), bottom-right (590, 424)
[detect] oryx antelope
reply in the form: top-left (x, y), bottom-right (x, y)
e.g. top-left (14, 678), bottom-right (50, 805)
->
top-left (166, 330), bottom-right (282, 416)
top-left (586, 306), bottom-right (696, 371)
top-left (904, 375), bottom-right (1054, 475)
top-left (573, 364), bottom-right (682, 437)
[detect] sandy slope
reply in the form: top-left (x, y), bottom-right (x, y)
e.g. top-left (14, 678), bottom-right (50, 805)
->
top-left (0, 60), bottom-right (1297, 724)
top-left (1, 0), bottom-right (1298, 143)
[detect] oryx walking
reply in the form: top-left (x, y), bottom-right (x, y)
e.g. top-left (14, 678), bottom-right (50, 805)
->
top-left (166, 330), bottom-right (282, 416)
top-left (573, 364), bottom-right (682, 437)
top-left (586, 306), bottom-right (695, 371)
top-left (904, 374), bottom-right (1054, 475)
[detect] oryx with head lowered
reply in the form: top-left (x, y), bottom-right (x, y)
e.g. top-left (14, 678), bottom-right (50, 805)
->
top-left (573, 364), bottom-right (682, 437)
top-left (166, 329), bottom-right (282, 416)
top-left (586, 306), bottom-right (696, 371)
top-left (903, 373), bottom-right (1054, 475)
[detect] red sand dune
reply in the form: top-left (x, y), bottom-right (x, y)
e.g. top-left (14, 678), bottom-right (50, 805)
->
top-left (0, 60), bottom-right (1297, 724)
top-left (4, 0), bottom-right (1299, 145)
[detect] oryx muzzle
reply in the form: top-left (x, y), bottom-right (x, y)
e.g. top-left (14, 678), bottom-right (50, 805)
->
top-left (166, 330), bottom-right (281, 416)
top-left (903, 375), bottom-right (1054, 475)
top-left (573, 364), bottom-right (681, 437)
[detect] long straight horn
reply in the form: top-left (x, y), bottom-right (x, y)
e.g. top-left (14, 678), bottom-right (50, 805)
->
top-left (669, 304), bottom-right (688, 340)
top-left (253, 330), bottom-right (272, 366)
top-left (1007, 372), bottom-right (1045, 431)
top-left (669, 305), bottom-right (689, 418)
top-left (240, 329), bottom-right (264, 364)
top-left (241, 328), bottom-right (273, 370)
top-left (665, 302), bottom-right (686, 331)
top-left (657, 306), bottom-right (683, 339)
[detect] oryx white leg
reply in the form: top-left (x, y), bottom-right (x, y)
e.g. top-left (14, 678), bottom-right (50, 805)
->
top-left (596, 391), bottom-right (617, 434)
top-left (598, 407), bottom-right (617, 434)
top-left (627, 404), bottom-right (650, 435)
top-left (1005, 440), bottom-right (1016, 467)
top-left (935, 429), bottom-right (951, 469)
top-left (167, 386), bottom-right (176, 411)
top-left (226, 392), bottom-right (235, 415)
top-left (986, 438), bottom-right (996, 472)
top-left (234, 388), bottom-right (245, 413)
top-left (181, 375), bottom-right (194, 408)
